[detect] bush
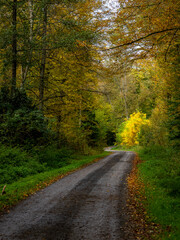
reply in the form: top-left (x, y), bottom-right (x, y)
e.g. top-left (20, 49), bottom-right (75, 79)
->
top-left (0, 145), bottom-right (46, 184)
top-left (117, 111), bottom-right (150, 147)
top-left (37, 146), bottom-right (73, 168)
top-left (116, 121), bottom-right (126, 146)
top-left (0, 109), bottom-right (52, 146)
top-left (0, 87), bottom-right (54, 146)
top-left (0, 145), bottom-right (74, 185)
top-left (138, 123), bottom-right (153, 146)
top-left (138, 102), bottom-right (169, 147)
top-left (0, 86), bottom-right (34, 114)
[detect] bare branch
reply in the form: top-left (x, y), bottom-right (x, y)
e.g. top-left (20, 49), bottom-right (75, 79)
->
top-left (165, 29), bottom-right (179, 61)
top-left (102, 28), bottom-right (180, 51)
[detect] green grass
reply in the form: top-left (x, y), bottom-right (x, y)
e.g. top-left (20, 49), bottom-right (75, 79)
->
top-left (137, 146), bottom-right (180, 239)
top-left (0, 146), bottom-right (110, 212)
top-left (115, 144), bottom-right (180, 239)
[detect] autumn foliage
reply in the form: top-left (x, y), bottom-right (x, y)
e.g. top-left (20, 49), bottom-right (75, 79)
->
top-left (117, 112), bottom-right (150, 147)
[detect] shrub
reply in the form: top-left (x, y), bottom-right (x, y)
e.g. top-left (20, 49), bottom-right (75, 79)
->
top-left (138, 102), bottom-right (169, 147)
top-left (37, 146), bottom-right (73, 168)
top-left (0, 87), bottom-right (54, 146)
top-left (116, 121), bottom-right (126, 146)
top-left (0, 145), bottom-right (46, 184)
top-left (0, 86), bottom-right (34, 114)
top-left (0, 109), bottom-right (52, 146)
top-left (138, 123), bottom-right (153, 146)
top-left (117, 111), bottom-right (150, 147)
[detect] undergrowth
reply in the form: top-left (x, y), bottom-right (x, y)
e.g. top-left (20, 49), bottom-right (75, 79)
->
top-left (114, 145), bottom-right (180, 239)
top-left (137, 146), bottom-right (180, 239)
top-left (0, 144), bottom-right (109, 212)
top-left (0, 145), bottom-right (72, 185)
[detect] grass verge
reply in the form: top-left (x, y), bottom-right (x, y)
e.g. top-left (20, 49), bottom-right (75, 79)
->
top-left (0, 151), bottom-right (110, 214)
top-left (115, 145), bottom-right (180, 239)
top-left (137, 146), bottom-right (180, 240)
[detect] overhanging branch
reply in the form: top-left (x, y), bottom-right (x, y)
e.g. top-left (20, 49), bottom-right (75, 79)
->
top-left (103, 28), bottom-right (180, 51)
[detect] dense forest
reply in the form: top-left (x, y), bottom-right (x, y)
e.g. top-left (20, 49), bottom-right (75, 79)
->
top-left (0, 0), bottom-right (180, 238)
top-left (0, 0), bottom-right (179, 150)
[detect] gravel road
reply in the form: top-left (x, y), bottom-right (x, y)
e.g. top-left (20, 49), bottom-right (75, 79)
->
top-left (0, 151), bottom-right (135, 240)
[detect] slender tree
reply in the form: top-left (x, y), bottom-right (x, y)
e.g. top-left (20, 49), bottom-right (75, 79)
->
top-left (39, 1), bottom-right (48, 111)
top-left (11, 0), bottom-right (17, 96)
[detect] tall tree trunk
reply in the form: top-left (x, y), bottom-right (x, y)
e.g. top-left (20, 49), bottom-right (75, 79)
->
top-left (39, 3), bottom-right (47, 111)
top-left (57, 115), bottom-right (61, 148)
top-left (79, 99), bottom-right (82, 128)
top-left (21, 0), bottom-right (34, 89)
top-left (29, 0), bottom-right (33, 43)
top-left (122, 73), bottom-right (129, 119)
top-left (115, 74), bottom-right (129, 119)
top-left (12, 0), bottom-right (17, 96)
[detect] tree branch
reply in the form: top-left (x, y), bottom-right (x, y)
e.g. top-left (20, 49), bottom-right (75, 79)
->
top-left (103, 28), bottom-right (180, 51)
top-left (165, 29), bottom-right (179, 61)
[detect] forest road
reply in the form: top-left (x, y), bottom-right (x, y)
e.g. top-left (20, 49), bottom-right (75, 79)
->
top-left (0, 151), bottom-right (135, 240)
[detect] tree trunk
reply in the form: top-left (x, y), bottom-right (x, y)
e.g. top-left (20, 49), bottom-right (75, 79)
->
top-left (39, 3), bottom-right (47, 111)
top-left (21, 0), bottom-right (34, 90)
top-left (122, 73), bottom-right (129, 119)
top-left (12, 0), bottom-right (17, 96)
top-left (57, 115), bottom-right (61, 148)
top-left (79, 99), bottom-right (82, 128)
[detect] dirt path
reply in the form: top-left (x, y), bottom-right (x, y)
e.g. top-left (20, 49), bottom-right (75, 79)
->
top-left (0, 151), bottom-right (135, 240)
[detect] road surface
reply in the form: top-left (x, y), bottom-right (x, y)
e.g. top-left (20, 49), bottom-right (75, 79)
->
top-left (0, 151), bottom-right (135, 240)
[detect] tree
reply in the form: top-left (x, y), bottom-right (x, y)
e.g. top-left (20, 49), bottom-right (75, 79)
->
top-left (102, 0), bottom-right (180, 148)
top-left (0, 0), bottom-right (106, 149)
top-left (12, 0), bottom-right (17, 96)
top-left (108, 0), bottom-right (179, 60)
top-left (117, 111), bottom-right (150, 147)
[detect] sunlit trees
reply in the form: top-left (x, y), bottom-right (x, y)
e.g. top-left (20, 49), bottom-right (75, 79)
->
top-left (116, 111), bottom-right (149, 147)
top-left (0, 0), bottom-right (179, 150)
top-left (104, 0), bottom-right (180, 148)
top-left (0, 0), bottom-right (106, 150)
top-left (109, 0), bottom-right (179, 60)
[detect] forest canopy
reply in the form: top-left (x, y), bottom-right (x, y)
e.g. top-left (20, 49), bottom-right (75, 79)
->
top-left (0, 0), bottom-right (179, 150)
